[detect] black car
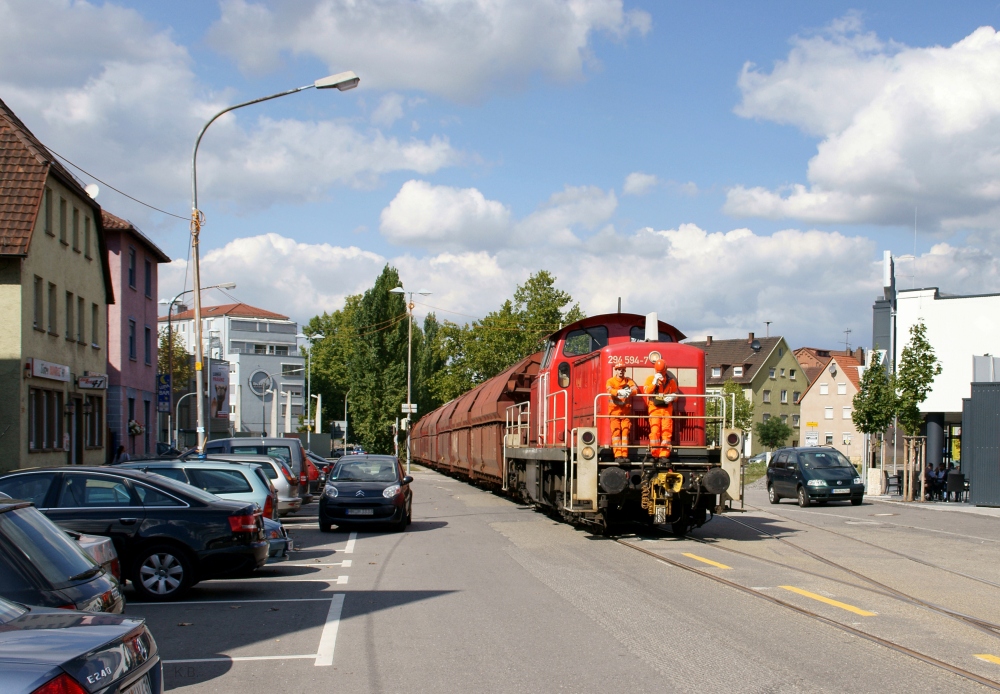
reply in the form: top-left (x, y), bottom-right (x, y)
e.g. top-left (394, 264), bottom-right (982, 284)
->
top-left (0, 596), bottom-right (162, 694)
top-left (0, 468), bottom-right (269, 602)
top-left (766, 447), bottom-right (864, 507)
top-left (0, 499), bottom-right (124, 613)
top-left (319, 455), bottom-right (412, 532)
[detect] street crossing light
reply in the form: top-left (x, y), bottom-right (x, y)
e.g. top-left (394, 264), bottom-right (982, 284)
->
top-left (189, 70), bottom-right (359, 452)
top-left (389, 286), bottom-right (431, 474)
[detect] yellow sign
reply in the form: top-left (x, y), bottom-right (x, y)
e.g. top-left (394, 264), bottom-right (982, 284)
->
top-left (805, 421), bottom-right (819, 428)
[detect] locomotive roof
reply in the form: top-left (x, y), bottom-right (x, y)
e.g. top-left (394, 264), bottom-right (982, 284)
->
top-left (549, 312), bottom-right (686, 343)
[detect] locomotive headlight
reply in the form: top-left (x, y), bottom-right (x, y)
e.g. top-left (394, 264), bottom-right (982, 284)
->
top-left (581, 430), bottom-right (596, 445)
top-left (581, 446), bottom-right (596, 460)
top-left (648, 350), bottom-right (661, 363)
top-left (725, 448), bottom-right (740, 462)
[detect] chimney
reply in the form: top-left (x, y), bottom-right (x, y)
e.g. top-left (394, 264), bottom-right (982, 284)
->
top-left (747, 332), bottom-right (755, 344)
top-left (706, 335), bottom-right (713, 346)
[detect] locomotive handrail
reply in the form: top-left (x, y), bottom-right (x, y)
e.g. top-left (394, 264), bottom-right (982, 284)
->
top-left (544, 389), bottom-right (568, 448)
top-left (503, 401), bottom-right (531, 491)
top-left (592, 392), bottom-right (728, 451)
top-left (564, 428), bottom-right (576, 512)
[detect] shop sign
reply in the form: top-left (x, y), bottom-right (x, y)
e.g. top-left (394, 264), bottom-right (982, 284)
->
top-left (78, 372), bottom-right (108, 389)
top-left (30, 358), bottom-right (70, 382)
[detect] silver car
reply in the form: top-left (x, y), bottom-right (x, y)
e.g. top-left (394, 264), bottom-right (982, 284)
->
top-left (203, 454), bottom-right (302, 517)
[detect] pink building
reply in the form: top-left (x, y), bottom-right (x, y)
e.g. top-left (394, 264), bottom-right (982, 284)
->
top-left (103, 211), bottom-right (169, 458)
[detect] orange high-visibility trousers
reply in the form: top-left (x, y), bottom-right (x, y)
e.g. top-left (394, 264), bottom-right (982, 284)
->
top-left (610, 412), bottom-right (631, 459)
top-left (648, 407), bottom-right (673, 458)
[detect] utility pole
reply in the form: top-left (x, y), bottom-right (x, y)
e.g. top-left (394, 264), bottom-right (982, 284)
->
top-left (389, 286), bottom-right (431, 474)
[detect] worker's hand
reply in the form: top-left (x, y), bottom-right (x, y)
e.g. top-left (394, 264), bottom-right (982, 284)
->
top-left (662, 394), bottom-right (676, 404)
top-left (653, 373), bottom-right (664, 385)
top-left (617, 389), bottom-right (628, 399)
top-left (622, 387), bottom-right (632, 397)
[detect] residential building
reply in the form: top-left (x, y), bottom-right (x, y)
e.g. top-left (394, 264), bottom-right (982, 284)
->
top-left (159, 302), bottom-right (305, 437)
top-left (0, 98), bottom-right (114, 471)
top-left (687, 333), bottom-right (807, 455)
top-left (797, 354), bottom-right (864, 464)
top-left (794, 347), bottom-right (865, 385)
top-left (103, 211), bottom-right (169, 458)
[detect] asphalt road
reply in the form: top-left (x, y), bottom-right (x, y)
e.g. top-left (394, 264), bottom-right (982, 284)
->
top-left (125, 467), bottom-right (1000, 693)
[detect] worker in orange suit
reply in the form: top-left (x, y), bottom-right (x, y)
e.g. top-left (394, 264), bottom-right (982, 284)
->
top-left (643, 359), bottom-right (679, 462)
top-left (606, 362), bottom-right (638, 462)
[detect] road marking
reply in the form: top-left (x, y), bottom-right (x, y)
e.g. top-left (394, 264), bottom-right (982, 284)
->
top-left (166, 654), bottom-right (318, 664)
top-left (205, 577), bottom-right (341, 583)
top-left (682, 553), bottom-right (732, 570)
top-left (976, 654), bottom-right (1000, 665)
top-left (315, 593), bottom-right (345, 667)
top-left (279, 560), bottom-right (352, 567)
top-left (344, 532), bottom-right (357, 554)
top-left (131, 597), bottom-right (333, 606)
top-left (336, 575), bottom-right (348, 584)
top-left (778, 586), bottom-right (877, 616)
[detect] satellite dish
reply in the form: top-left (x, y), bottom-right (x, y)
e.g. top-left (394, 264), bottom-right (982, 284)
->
top-left (84, 184), bottom-right (99, 199)
top-left (751, 339), bottom-right (761, 352)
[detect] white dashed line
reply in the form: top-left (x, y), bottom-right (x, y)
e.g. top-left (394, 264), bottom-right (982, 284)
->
top-left (336, 575), bottom-right (349, 584)
top-left (166, 654), bottom-right (319, 664)
top-left (315, 593), bottom-right (345, 667)
top-left (344, 532), bottom-right (357, 554)
top-left (133, 597), bottom-right (334, 606)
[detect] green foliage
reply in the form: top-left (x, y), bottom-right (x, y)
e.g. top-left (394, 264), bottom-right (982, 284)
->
top-left (755, 416), bottom-right (794, 450)
top-left (896, 321), bottom-right (942, 435)
top-left (157, 330), bottom-right (191, 393)
top-left (852, 350), bottom-right (896, 438)
top-left (706, 379), bottom-right (755, 444)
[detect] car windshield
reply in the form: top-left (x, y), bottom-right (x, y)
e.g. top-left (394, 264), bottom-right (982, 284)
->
top-left (799, 451), bottom-right (854, 469)
top-left (131, 471), bottom-right (221, 504)
top-left (331, 461), bottom-right (399, 483)
top-left (0, 506), bottom-right (98, 589)
top-left (0, 596), bottom-right (26, 624)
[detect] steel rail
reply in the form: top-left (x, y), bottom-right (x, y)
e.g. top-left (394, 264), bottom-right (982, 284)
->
top-left (616, 538), bottom-right (1000, 692)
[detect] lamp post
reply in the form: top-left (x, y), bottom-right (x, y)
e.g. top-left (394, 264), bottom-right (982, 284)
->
top-left (159, 282), bottom-right (235, 448)
top-left (389, 286), bottom-right (431, 473)
top-left (189, 70), bottom-right (359, 452)
top-left (174, 391), bottom-right (196, 450)
top-left (296, 332), bottom-right (324, 453)
top-left (343, 387), bottom-right (351, 454)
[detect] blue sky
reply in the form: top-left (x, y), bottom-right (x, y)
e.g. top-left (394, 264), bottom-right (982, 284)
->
top-left (4, 0), bottom-right (1000, 347)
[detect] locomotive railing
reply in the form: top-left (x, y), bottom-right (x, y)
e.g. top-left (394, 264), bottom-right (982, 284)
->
top-left (592, 392), bottom-right (732, 452)
top-left (541, 388), bottom-right (568, 448)
top-left (503, 401), bottom-right (531, 491)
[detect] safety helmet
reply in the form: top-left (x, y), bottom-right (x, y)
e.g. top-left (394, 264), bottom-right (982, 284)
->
top-left (613, 362), bottom-right (626, 372)
top-left (654, 359), bottom-right (667, 374)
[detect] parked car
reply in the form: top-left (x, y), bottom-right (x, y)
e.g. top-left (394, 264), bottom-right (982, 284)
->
top-left (319, 455), bottom-right (412, 532)
top-left (264, 517), bottom-right (292, 560)
top-left (0, 468), bottom-right (268, 602)
top-left (0, 596), bottom-right (161, 694)
top-left (201, 454), bottom-right (302, 517)
top-left (766, 447), bottom-right (864, 507)
top-left (748, 452), bottom-right (768, 465)
top-left (118, 460), bottom-right (277, 520)
top-left (306, 450), bottom-right (333, 489)
top-left (201, 437), bottom-right (317, 501)
top-left (0, 498), bottom-right (124, 613)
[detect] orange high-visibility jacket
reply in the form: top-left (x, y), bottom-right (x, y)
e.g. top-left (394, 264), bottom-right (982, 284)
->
top-left (643, 372), bottom-right (679, 415)
top-left (606, 376), bottom-right (638, 414)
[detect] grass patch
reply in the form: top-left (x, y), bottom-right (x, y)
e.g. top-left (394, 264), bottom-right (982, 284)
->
top-left (743, 461), bottom-right (767, 485)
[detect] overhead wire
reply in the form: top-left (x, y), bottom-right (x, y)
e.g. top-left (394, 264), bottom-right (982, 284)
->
top-left (413, 301), bottom-right (564, 331)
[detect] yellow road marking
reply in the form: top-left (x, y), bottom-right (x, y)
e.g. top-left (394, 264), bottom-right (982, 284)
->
top-left (779, 586), bottom-right (876, 616)
top-left (976, 654), bottom-right (1000, 665)
top-left (682, 553), bottom-right (731, 570)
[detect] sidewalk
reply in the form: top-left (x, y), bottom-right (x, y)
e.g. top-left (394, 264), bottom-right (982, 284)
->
top-left (868, 495), bottom-right (1000, 519)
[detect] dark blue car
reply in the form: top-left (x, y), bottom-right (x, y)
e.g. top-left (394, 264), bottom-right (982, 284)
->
top-left (766, 447), bottom-right (864, 507)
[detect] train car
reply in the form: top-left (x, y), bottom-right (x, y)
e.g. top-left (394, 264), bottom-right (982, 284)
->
top-left (411, 312), bottom-right (744, 533)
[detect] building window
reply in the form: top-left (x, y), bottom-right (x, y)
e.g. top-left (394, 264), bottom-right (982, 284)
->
top-left (144, 326), bottom-right (152, 364)
top-left (29, 388), bottom-right (63, 451)
top-left (144, 259), bottom-right (152, 297)
top-left (48, 282), bottom-right (57, 334)
top-left (792, 414), bottom-right (800, 428)
top-left (780, 368), bottom-right (785, 377)
top-left (711, 367), bottom-right (721, 378)
top-left (77, 297), bottom-right (84, 343)
top-left (33, 276), bottom-right (43, 329)
top-left (281, 363), bottom-right (303, 377)
top-left (91, 303), bottom-right (99, 347)
top-left (733, 366), bottom-right (743, 377)
top-left (837, 382), bottom-right (847, 395)
top-left (781, 414), bottom-right (788, 424)
top-left (44, 188), bottom-right (53, 236)
top-left (790, 369), bottom-right (796, 380)
top-left (128, 320), bottom-right (137, 360)
top-left (762, 390), bottom-right (771, 403)
top-left (843, 406), bottom-right (852, 419)
top-left (769, 368), bottom-right (776, 379)
top-left (84, 217), bottom-right (92, 258)
top-left (819, 383), bottom-right (829, 395)
top-left (762, 413), bottom-right (771, 422)
top-left (128, 248), bottom-right (136, 288)
top-left (825, 433), bottom-right (834, 445)
top-left (780, 390), bottom-right (787, 404)
top-left (85, 395), bottom-right (103, 447)
top-left (72, 207), bottom-right (80, 251)
top-left (793, 391), bottom-right (801, 403)
top-left (59, 198), bottom-right (67, 244)
top-left (65, 292), bottom-right (74, 340)
top-left (824, 406), bottom-right (834, 420)
top-left (274, 345), bottom-right (289, 356)
top-left (254, 344), bottom-right (267, 354)
top-left (779, 348), bottom-right (784, 357)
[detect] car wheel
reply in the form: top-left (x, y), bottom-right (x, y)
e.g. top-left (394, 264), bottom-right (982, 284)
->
top-left (797, 486), bottom-right (811, 508)
top-left (132, 545), bottom-right (193, 602)
top-left (851, 498), bottom-right (863, 506)
top-left (319, 521), bottom-right (332, 533)
top-left (767, 485), bottom-right (780, 504)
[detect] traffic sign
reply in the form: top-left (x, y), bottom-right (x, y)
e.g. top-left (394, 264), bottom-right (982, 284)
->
top-left (401, 403), bottom-right (418, 414)
top-left (157, 374), bottom-right (171, 413)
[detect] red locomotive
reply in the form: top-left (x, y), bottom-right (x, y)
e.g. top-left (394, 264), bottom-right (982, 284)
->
top-left (410, 312), bottom-right (744, 533)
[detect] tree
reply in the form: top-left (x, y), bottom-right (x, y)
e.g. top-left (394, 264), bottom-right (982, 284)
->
top-left (157, 331), bottom-right (191, 393)
top-left (852, 349), bottom-right (896, 465)
top-left (896, 321), bottom-right (942, 436)
top-left (706, 379), bottom-right (754, 445)
top-left (755, 416), bottom-right (794, 450)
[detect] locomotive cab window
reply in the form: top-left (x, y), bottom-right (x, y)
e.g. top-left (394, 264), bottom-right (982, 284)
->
top-left (562, 326), bottom-right (608, 356)
top-left (629, 326), bottom-right (674, 342)
top-left (541, 339), bottom-right (555, 369)
top-left (557, 362), bottom-right (571, 388)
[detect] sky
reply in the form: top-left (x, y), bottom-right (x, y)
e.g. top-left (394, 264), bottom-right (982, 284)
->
top-left (4, 0), bottom-right (1000, 349)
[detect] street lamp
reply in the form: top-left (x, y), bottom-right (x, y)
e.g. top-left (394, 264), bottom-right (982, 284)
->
top-left (389, 286), bottom-right (431, 473)
top-left (343, 387), bottom-right (351, 455)
top-left (159, 282), bottom-right (236, 448)
top-left (296, 332), bottom-right (325, 452)
top-left (189, 70), bottom-right (359, 451)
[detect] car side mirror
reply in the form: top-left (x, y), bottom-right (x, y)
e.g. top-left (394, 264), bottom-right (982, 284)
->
top-left (402, 476), bottom-right (413, 485)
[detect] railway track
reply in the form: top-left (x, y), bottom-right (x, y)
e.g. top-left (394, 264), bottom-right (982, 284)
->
top-left (616, 537), bottom-right (1000, 691)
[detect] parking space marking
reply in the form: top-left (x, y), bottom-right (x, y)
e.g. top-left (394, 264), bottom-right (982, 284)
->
top-left (336, 575), bottom-right (348, 584)
top-left (280, 560), bottom-right (352, 567)
top-left (976, 654), bottom-right (1000, 665)
top-left (205, 577), bottom-right (342, 583)
top-left (778, 586), bottom-right (877, 616)
top-left (132, 597), bottom-right (333, 606)
top-left (344, 532), bottom-right (357, 554)
top-left (165, 654), bottom-right (318, 664)
top-left (315, 593), bottom-right (346, 667)
top-left (682, 553), bottom-right (732, 570)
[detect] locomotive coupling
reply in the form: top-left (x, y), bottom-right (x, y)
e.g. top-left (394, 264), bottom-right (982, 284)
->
top-left (643, 471), bottom-right (684, 524)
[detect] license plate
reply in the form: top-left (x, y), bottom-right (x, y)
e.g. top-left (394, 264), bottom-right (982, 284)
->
top-left (346, 508), bottom-right (374, 515)
top-left (123, 676), bottom-right (152, 694)
top-left (832, 488), bottom-right (851, 494)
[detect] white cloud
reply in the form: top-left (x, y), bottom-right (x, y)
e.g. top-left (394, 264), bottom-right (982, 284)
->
top-left (371, 93), bottom-right (406, 127)
top-left (728, 21), bottom-right (1000, 231)
top-left (622, 172), bottom-right (659, 196)
top-left (208, 0), bottom-right (651, 102)
top-left (0, 0), bottom-right (462, 222)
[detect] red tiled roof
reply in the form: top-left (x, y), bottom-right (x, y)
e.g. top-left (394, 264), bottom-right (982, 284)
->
top-left (161, 302), bottom-right (289, 322)
top-left (685, 335), bottom-right (783, 385)
top-left (101, 210), bottom-right (170, 263)
top-left (798, 354), bottom-right (864, 401)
